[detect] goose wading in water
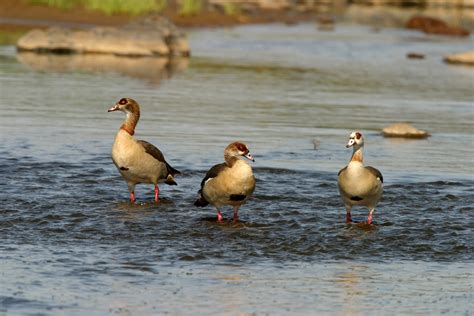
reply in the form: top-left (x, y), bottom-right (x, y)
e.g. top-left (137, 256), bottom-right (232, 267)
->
top-left (108, 97), bottom-right (180, 203)
top-left (338, 131), bottom-right (383, 224)
top-left (194, 142), bottom-right (256, 223)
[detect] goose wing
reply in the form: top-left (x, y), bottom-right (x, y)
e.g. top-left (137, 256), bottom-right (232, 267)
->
top-left (366, 166), bottom-right (383, 183)
top-left (199, 163), bottom-right (227, 192)
top-left (137, 140), bottom-right (180, 176)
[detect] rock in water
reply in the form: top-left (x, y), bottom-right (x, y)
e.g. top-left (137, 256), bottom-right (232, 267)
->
top-left (382, 123), bottom-right (429, 139)
top-left (16, 15), bottom-right (190, 57)
top-left (406, 52), bottom-right (425, 60)
top-left (444, 51), bottom-right (474, 66)
top-left (406, 15), bottom-right (470, 37)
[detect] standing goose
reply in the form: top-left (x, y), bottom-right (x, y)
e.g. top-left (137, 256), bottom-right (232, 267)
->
top-left (338, 131), bottom-right (383, 224)
top-left (194, 142), bottom-right (256, 223)
top-left (108, 97), bottom-right (180, 203)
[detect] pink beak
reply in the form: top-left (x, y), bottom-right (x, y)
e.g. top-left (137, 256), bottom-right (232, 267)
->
top-left (108, 104), bottom-right (119, 112)
top-left (244, 152), bottom-right (255, 162)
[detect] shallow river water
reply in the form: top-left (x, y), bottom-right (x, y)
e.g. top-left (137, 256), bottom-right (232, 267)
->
top-left (0, 23), bottom-right (473, 315)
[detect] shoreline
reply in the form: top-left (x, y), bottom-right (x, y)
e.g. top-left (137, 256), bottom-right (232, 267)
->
top-left (0, 0), bottom-right (472, 47)
top-left (1, 0), bottom-right (473, 31)
top-left (0, 0), bottom-right (316, 32)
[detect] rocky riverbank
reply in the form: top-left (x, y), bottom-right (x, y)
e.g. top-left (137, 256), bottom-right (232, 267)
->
top-left (2, 0), bottom-right (474, 32)
top-left (4, 0), bottom-right (474, 64)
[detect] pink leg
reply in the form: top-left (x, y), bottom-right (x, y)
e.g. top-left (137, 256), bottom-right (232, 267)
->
top-left (345, 206), bottom-right (352, 223)
top-left (154, 185), bottom-right (160, 202)
top-left (130, 192), bottom-right (136, 203)
top-left (233, 206), bottom-right (239, 224)
top-left (217, 209), bottom-right (223, 222)
top-left (367, 209), bottom-right (374, 225)
top-left (346, 212), bottom-right (352, 223)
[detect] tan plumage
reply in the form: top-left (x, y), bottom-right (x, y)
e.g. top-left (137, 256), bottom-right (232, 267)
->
top-left (194, 142), bottom-right (256, 223)
top-left (338, 131), bottom-right (383, 224)
top-left (108, 97), bottom-right (179, 203)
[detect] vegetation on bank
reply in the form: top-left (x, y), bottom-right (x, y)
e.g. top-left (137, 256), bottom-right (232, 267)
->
top-left (178, 0), bottom-right (202, 16)
top-left (222, 3), bottom-right (240, 16)
top-left (0, 31), bottom-right (25, 45)
top-left (29, 0), bottom-right (212, 16)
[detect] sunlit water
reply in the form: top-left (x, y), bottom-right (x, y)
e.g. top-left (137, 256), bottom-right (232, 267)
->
top-left (0, 23), bottom-right (473, 315)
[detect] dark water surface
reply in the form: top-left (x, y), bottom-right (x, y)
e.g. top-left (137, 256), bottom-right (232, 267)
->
top-left (0, 24), bottom-right (473, 315)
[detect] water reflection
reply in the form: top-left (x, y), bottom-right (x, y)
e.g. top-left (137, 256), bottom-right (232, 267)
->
top-left (334, 264), bottom-right (368, 316)
top-left (17, 52), bottom-right (188, 85)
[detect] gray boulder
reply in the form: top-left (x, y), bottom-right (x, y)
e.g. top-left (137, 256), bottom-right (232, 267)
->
top-left (444, 51), bottom-right (474, 66)
top-left (17, 15), bottom-right (190, 57)
top-left (382, 123), bottom-right (430, 139)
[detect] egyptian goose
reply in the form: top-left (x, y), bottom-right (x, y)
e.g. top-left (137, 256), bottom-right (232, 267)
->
top-left (194, 142), bottom-right (256, 223)
top-left (108, 97), bottom-right (180, 203)
top-left (338, 131), bottom-right (383, 224)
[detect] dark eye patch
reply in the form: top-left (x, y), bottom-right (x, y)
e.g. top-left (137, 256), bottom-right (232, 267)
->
top-left (355, 132), bottom-right (362, 140)
top-left (119, 98), bottom-right (127, 105)
top-left (237, 143), bottom-right (247, 152)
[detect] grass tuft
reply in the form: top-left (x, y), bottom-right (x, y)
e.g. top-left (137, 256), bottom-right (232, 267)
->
top-left (30, 0), bottom-right (78, 10)
top-left (29, 0), bottom-right (167, 15)
top-left (178, 0), bottom-right (202, 16)
top-left (222, 3), bottom-right (239, 16)
top-left (0, 31), bottom-right (27, 45)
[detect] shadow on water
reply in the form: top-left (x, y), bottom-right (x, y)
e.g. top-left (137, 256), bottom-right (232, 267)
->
top-left (16, 52), bottom-right (189, 85)
top-left (115, 198), bottom-right (175, 209)
top-left (199, 216), bottom-right (271, 229)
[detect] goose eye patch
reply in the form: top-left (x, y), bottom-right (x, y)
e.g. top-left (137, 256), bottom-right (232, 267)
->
top-left (119, 98), bottom-right (127, 105)
top-left (237, 144), bottom-right (247, 152)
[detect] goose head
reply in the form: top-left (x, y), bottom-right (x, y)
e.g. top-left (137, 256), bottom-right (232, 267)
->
top-left (225, 142), bottom-right (254, 162)
top-left (108, 97), bottom-right (140, 115)
top-left (346, 131), bottom-right (364, 149)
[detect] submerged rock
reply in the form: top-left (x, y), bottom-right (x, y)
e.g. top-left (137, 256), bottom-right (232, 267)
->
top-left (382, 123), bottom-right (429, 139)
top-left (406, 52), bottom-right (425, 60)
top-left (406, 15), bottom-right (470, 37)
top-left (444, 51), bottom-right (474, 66)
top-left (17, 15), bottom-right (190, 57)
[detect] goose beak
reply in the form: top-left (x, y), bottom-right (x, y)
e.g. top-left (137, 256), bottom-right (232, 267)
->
top-left (108, 104), bottom-right (119, 112)
top-left (346, 139), bottom-right (355, 148)
top-left (244, 152), bottom-right (255, 162)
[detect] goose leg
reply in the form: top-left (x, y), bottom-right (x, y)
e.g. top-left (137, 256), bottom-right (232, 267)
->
top-left (233, 206), bottom-right (240, 224)
top-left (154, 184), bottom-right (160, 202)
top-left (127, 182), bottom-right (136, 203)
top-left (367, 209), bottom-right (374, 225)
top-left (216, 208), bottom-right (223, 222)
top-left (345, 206), bottom-right (352, 223)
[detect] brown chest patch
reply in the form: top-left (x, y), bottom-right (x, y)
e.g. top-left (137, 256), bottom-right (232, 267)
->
top-left (120, 124), bottom-right (135, 136)
top-left (351, 151), bottom-right (363, 162)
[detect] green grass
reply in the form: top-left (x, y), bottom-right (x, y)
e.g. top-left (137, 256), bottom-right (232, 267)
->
top-left (30, 0), bottom-right (77, 10)
top-left (0, 31), bottom-right (26, 45)
top-left (29, 0), bottom-right (167, 15)
top-left (222, 3), bottom-right (239, 16)
top-left (178, 0), bottom-right (202, 16)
